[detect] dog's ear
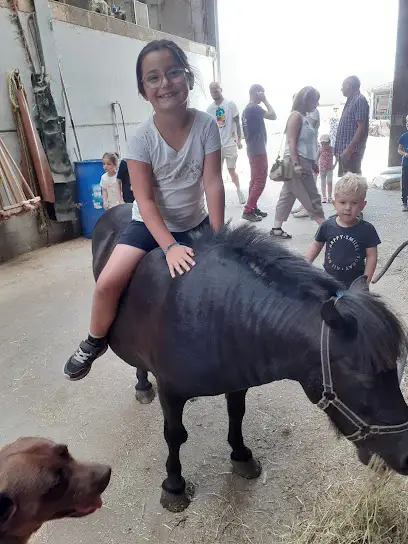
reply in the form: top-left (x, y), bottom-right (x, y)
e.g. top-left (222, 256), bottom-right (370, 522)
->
top-left (0, 493), bottom-right (16, 526)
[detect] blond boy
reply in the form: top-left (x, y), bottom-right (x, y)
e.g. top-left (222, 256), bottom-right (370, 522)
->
top-left (306, 173), bottom-right (380, 287)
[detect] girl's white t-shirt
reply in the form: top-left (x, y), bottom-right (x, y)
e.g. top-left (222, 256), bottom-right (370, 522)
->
top-left (100, 172), bottom-right (120, 208)
top-left (125, 109), bottom-right (221, 232)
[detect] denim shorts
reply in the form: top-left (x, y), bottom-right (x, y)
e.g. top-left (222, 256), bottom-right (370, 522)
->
top-left (117, 217), bottom-right (210, 253)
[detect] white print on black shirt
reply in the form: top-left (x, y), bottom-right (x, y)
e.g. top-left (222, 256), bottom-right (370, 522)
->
top-left (327, 234), bottom-right (361, 272)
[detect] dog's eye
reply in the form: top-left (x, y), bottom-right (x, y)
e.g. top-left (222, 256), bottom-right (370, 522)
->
top-left (44, 469), bottom-right (68, 500)
top-left (52, 470), bottom-right (63, 489)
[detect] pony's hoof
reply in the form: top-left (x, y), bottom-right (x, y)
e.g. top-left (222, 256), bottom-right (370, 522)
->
top-left (160, 481), bottom-right (195, 513)
top-left (232, 457), bottom-right (262, 479)
top-left (135, 387), bottom-right (155, 404)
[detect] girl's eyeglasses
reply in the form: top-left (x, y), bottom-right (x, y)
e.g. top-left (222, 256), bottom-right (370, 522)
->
top-left (142, 68), bottom-right (188, 89)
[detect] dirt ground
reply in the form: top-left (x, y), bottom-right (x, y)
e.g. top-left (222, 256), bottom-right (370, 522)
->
top-left (1, 137), bottom-right (408, 543)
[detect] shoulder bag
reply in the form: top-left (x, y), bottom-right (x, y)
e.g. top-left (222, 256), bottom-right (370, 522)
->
top-left (269, 123), bottom-right (294, 182)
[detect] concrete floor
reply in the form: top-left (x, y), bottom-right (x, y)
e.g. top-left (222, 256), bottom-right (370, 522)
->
top-left (1, 138), bottom-right (408, 543)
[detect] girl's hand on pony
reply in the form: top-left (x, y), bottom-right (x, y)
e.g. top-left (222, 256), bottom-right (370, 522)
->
top-left (166, 244), bottom-right (196, 278)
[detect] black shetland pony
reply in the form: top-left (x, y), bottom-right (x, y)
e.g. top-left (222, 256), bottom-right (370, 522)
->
top-left (93, 205), bottom-right (408, 512)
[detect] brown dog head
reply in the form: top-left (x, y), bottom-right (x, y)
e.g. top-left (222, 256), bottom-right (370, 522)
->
top-left (0, 437), bottom-right (111, 542)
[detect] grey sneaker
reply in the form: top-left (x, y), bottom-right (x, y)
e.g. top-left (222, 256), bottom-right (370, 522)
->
top-left (402, 204), bottom-right (408, 212)
top-left (255, 207), bottom-right (268, 218)
top-left (242, 211), bottom-right (262, 222)
top-left (64, 338), bottom-right (107, 381)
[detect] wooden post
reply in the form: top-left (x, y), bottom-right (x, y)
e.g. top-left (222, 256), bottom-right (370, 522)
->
top-left (389, 0), bottom-right (408, 166)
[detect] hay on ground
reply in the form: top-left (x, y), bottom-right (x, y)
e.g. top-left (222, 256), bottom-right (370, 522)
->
top-left (281, 458), bottom-right (408, 544)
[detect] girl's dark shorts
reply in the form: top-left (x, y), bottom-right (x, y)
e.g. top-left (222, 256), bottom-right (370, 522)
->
top-left (117, 216), bottom-right (210, 253)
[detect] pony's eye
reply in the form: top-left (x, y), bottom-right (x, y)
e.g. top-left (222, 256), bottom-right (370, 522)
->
top-left (359, 403), bottom-right (372, 418)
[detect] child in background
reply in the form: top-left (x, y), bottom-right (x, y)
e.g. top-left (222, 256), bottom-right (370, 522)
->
top-left (100, 152), bottom-right (123, 210)
top-left (397, 114), bottom-right (408, 211)
top-left (305, 173), bottom-right (380, 288)
top-left (317, 134), bottom-right (337, 203)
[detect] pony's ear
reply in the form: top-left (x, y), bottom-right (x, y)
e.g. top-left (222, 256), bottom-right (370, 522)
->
top-left (0, 493), bottom-right (16, 527)
top-left (349, 275), bottom-right (369, 293)
top-left (321, 298), bottom-right (342, 329)
top-left (320, 298), bottom-right (358, 339)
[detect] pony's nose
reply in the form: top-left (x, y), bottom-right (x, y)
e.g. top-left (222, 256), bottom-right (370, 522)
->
top-left (398, 454), bottom-right (408, 472)
top-left (357, 446), bottom-right (372, 466)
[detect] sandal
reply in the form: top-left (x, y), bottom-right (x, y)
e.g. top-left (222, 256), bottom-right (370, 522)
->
top-left (270, 228), bottom-right (292, 239)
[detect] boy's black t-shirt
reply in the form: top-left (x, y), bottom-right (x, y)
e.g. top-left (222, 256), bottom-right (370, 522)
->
top-left (315, 216), bottom-right (381, 287)
top-left (117, 159), bottom-right (133, 203)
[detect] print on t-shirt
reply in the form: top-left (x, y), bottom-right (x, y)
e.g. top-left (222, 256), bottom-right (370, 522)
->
top-left (156, 159), bottom-right (203, 182)
top-left (327, 233), bottom-right (361, 274)
top-left (216, 106), bottom-right (226, 129)
top-left (315, 216), bottom-right (381, 287)
top-left (207, 100), bottom-right (239, 148)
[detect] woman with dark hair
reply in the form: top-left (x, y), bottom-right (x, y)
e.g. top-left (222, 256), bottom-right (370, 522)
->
top-left (271, 87), bottom-right (325, 239)
top-left (64, 39), bottom-right (224, 380)
top-left (117, 159), bottom-right (134, 203)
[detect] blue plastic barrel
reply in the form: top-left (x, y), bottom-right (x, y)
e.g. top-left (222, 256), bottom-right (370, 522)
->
top-left (75, 160), bottom-right (105, 238)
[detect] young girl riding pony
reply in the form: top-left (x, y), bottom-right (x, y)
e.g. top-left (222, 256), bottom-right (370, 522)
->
top-left (64, 40), bottom-right (225, 380)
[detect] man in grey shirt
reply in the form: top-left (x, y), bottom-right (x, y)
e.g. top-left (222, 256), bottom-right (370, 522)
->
top-left (242, 84), bottom-right (276, 222)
